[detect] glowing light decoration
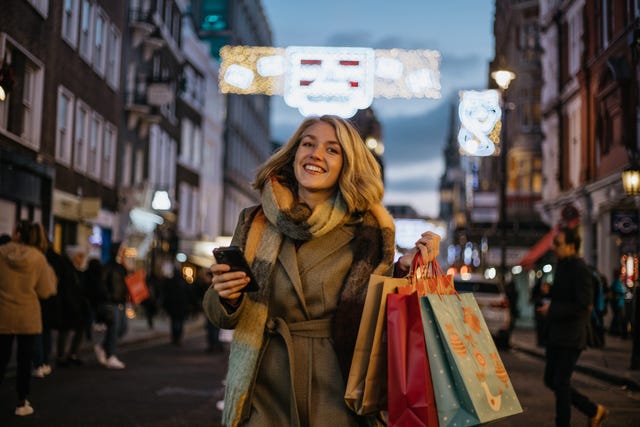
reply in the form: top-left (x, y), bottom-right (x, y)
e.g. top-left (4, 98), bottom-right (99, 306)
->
top-left (219, 45), bottom-right (441, 118)
top-left (457, 90), bottom-right (502, 156)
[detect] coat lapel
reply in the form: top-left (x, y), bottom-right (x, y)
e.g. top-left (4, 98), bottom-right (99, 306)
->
top-left (277, 225), bottom-right (355, 318)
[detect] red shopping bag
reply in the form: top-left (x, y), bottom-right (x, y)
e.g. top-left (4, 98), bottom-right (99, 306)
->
top-left (387, 289), bottom-right (439, 427)
top-left (125, 270), bottom-right (150, 305)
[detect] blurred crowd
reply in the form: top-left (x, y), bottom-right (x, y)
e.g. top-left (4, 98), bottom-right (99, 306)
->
top-left (0, 219), bottom-right (219, 417)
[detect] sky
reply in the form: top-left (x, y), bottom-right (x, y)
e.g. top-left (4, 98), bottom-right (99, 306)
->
top-left (260, 0), bottom-right (495, 218)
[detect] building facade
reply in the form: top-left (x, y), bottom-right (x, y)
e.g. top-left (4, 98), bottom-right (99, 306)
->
top-left (0, 0), bottom-right (125, 260)
top-left (538, 0), bottom-right (640, 285)
top-left (191, 0), bottom-right (272, 235)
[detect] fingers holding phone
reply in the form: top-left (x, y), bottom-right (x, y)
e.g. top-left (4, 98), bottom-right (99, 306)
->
top-left (211, 246), bottom-right (259, 301)
top-left (210, 262), bottom-right (251, 301)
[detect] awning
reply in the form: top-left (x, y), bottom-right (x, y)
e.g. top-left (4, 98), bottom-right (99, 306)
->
top-left (516, 217), bottom-right (580, 269)
top-left (516, 227), bottom-right (557, 269)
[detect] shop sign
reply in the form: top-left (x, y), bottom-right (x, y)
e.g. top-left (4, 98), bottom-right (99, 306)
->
top-left (611, 210), bottom-right (639, 235)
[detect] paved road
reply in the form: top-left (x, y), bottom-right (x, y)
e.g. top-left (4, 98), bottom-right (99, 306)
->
top-left (1, 332), bottom-right (639, 426)
top-left (0, 330), bottom-right (227, 427)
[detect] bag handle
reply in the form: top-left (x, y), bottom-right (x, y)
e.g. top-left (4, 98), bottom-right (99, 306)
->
top-left (409, 252), bottom-right (458, 297)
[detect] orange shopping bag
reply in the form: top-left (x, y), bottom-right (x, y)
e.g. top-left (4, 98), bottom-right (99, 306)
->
top-left (125, 270), bottom-right (150, 305)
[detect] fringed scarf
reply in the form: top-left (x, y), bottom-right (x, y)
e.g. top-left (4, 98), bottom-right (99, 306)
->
top-left (222, 177), bottom-right (395, 426)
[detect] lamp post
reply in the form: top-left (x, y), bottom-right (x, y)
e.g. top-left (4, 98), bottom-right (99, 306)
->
top-left (491, 68), bottom-right (516, 288)
top-left (622, 154), bottom-right (640, 370)
top-left (625, 18), bottom-right (640, 370)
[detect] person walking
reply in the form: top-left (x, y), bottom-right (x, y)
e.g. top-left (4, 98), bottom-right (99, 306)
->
top-left (0, 220), bottom-right (57, 416)
top-left (204, 115), bottom-right (441, 426)
top-left (538, 226), bottom-right (608, 426)
top-left (162, 263), bottom-right (194, 346)
top-left (93, 242), bottom-right (128, 369)
top-left (55, 245), bottom-right (89, 367)
top-left (608, 267), bottom-right (627, 337)
top-left (29, 224), bottom-right (61, 378)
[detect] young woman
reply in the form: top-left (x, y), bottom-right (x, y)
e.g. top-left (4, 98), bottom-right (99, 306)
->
top-left (0, 220), bottom-right (57, 416)
top-left (204, 115), bottom-right (440, 426)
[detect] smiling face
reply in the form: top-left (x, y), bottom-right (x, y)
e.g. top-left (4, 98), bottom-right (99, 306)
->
top-left (293, 121), bottom-right (344, 208)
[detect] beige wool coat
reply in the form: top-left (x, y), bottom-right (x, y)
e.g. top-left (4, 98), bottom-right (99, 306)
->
top-left (0, 241), bottom-right (57, 334)
top-left (206, 217), bottom-right (384, 426)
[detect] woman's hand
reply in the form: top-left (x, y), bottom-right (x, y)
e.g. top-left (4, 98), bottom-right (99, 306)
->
top-left (398, 231), bottom-right (442, 269)
top-left (210, 262), bottom-right (251, 304)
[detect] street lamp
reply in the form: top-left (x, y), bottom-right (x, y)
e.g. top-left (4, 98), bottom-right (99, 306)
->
top-left (491, 67), bottom-right (515, 288)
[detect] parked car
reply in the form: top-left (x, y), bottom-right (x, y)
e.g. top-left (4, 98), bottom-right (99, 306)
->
top-left (453, 273), bottom-right (511, 348)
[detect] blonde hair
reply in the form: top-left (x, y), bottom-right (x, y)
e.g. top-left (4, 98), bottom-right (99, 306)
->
top-left (253, 115), bottom-right (384, 213)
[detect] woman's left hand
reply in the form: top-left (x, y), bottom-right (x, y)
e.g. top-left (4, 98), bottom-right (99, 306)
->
top-left (398, 231), bottom-right (441, 269)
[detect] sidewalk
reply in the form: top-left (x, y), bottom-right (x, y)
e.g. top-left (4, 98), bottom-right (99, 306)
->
top-left (510, 326), bottom-right (640, 391)
top-left (6, 312), bottom-right (207, 374)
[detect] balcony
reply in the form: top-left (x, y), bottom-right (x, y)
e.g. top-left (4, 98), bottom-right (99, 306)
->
top-left (129, 8), bottom-right (155, 48)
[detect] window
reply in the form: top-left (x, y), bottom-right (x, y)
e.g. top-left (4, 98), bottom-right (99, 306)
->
top-left (74, 101), bottom-right (90, 172)
top-left (566, 99), bottom-right (582, 188)
top-left (79, 0), bottom-right (93, 62)
top-left (55, 86), bottom-right (74, 166)
top-left (105, 24), bottom-right (121, 89)
top-left (0, 38), bottom-right (45, 149)
top-left (21, 65), bottom-right (37, 144)
top-left (93, 8), bottom-right (107, 76)
top-left (193, 126), bottom-right (202, 168)
top-left (567, 7), bottom-right (583, 75)
top-left (180, 118), bottom-right (193, 164)
top-left (61, 0), bottom-right (79, 48)
top-left (121, 142), bottom-right (132, 187)
top-left (102, 123), bottom-right (117, 186)
top-left (26, 0), bottom-right (49, 17)
top-left (87, 112), bottom-right (103, 180)
top-left (134, 148), bottom-right (144, 185)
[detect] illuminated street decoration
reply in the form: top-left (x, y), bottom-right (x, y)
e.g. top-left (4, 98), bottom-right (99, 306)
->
top-left (457, 90), bottom-right (501, 156)
top-left (219, 45), bottom-right (441, 118)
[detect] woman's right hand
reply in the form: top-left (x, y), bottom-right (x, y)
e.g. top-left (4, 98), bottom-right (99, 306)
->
top-left (210, 262), bottom-right (251, 304)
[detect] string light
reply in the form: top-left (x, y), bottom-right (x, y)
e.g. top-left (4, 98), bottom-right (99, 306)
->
top-left (219, 45), bottom-right (441, 117)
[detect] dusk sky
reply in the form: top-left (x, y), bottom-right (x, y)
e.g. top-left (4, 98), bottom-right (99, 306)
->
top-left (260, 0), bottom-right (495, 218)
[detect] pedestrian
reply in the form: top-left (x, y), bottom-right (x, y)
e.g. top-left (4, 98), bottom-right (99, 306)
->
top-left (141, 272), bottom-right (160, 330)
top-left (538, 226), bottom-right (608, 426)
top-left (0, 220), bottom-right (57, 416)
top-left (162, 263), bottom-right (193, 346)
top-left (197, 269), bottom-right (223, 353)
top-left (93, 242), bottom-right (128, 369)
top-left (608, 267), bottom-right (626, 337)
top-left (55, 245), bottom-right (89, 367)
top-left (83, 258), bottom-right (104, 341)
top-left (29, 224), bottom-right (61, 378)
top-left (203, 115), bottom-right (441, 426)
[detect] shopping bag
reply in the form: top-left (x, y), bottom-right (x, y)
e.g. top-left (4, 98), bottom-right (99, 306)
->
top-left (420, 298), bottom-right (480, 426)
top-left (423, 292), bottom-right (522, 424)
top-left (345, 274), bottom-right (407, 415)
top-left (387, 290), bottom-right (439, 427)
top-left (125, 270), bottom-right (150, 305)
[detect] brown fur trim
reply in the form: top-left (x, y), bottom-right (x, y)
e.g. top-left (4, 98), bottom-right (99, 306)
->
top-left (332, 206), bottom-right (395, 380)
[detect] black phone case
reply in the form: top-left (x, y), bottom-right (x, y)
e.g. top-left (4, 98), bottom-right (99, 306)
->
top-left (213, 246), bottom-right (259, 292)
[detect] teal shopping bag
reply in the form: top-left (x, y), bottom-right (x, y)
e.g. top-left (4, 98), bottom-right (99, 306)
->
top-left (420, 297), bottom-right (480, 427)
top-left (423, 293), bottom-right (522, 424)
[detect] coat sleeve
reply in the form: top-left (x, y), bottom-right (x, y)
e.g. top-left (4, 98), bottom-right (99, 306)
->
top-left (36, 256), bottom-right (58, 299)
top-left (202, 207), bottom-right (253, 329)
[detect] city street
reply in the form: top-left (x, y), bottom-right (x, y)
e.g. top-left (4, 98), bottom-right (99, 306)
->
top-left (1, 328), bottom-right (639, 426)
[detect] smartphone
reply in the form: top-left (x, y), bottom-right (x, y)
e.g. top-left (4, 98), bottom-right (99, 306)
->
top-left (212, 246), bottom-right (259, 292)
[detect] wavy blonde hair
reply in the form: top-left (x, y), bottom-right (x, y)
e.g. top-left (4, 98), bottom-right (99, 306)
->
top-left (254, 115), bottom-right (384, 213)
